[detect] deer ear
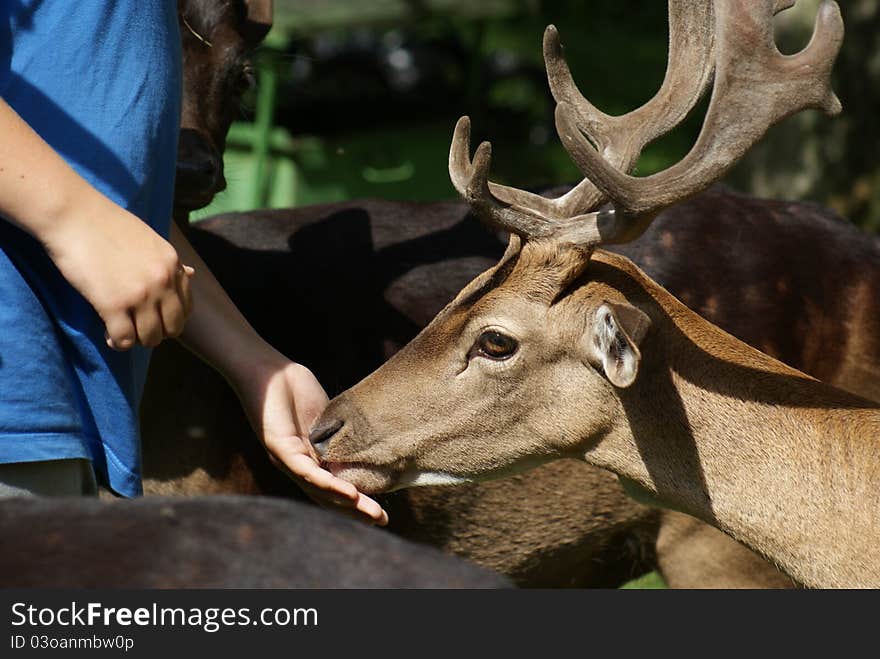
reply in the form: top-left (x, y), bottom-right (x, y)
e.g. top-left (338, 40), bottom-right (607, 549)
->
top-left (242, 0), bottom-right (273, 45)
top-left (586, 301), bottom-right (651, 388)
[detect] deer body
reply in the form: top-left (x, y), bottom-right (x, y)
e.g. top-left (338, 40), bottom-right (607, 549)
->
top-left (585, 253), bottom-right (880, 588)
top-left (0, 496), bottom-right (511, 588)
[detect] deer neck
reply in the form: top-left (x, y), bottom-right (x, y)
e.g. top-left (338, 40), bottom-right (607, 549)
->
top-left (584, 256), bottom-right (880, 588)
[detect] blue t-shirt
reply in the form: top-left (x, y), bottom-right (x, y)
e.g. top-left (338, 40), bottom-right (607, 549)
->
top-left (0, 1), bottom-right (182, 496)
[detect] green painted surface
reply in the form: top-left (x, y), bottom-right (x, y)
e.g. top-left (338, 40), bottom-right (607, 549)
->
top-left (621, 571), bottom-right (668, 590)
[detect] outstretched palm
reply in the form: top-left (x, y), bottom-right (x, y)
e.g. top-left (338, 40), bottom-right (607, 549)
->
top-left (239, 360), bottom-right (388, 525)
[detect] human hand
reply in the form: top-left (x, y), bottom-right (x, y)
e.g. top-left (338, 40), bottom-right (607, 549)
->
top-left (41, 196), bottom-right (194, 350)
top-left (235, 356), bottom-right (389, 526)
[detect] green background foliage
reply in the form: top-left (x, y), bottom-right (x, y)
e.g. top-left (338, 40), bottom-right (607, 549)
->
top-left (197, 0), bottom-right (879, 232)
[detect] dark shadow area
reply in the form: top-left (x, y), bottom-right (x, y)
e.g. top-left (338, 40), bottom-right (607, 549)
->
top-left (0, 495), bottom-right (512, 588)
top-left (617, 359), bottom-right (716, 525)
top-left (189, 202), bottom-right (505, 393)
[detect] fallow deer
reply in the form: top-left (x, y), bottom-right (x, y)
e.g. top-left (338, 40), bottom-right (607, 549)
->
top-left (308, 1), bottom-right (880, 589)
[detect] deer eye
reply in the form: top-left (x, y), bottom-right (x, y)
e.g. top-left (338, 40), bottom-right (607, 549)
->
top-left (474, 330), bottom-right (519, 361)
top-left (236, 62), bottom-right (257, 93)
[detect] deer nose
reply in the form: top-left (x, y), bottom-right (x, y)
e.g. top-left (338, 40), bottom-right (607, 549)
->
top-left (178, 155), bottom-right (218, 178)
top-left (310, 418), bottom-right (344, 458)
top-left (176, 151), bottom-right (221, 189)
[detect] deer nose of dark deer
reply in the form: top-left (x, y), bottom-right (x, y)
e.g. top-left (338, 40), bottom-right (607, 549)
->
top-left (177, 151), bottom-right (221, 189)
top-left (310, 418), bottom-right (344, 458)
top-left (175, 128), bottom-right (222, 203)
top-left (179, 155), bottom-right (217, 178)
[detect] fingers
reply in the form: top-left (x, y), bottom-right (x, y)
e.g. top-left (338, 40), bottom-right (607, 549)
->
top-left (157, 263), bottom-right (194, 340)
top-left (159, 266), bottom-right (193, 339)
top-left (104, 313), bottom-right (137, 351)
top-left (177, 265), bottom-right (195, 317)
top-left (106, 263), bottom-right (195, 350)
top-left (354, 492), bottom-right (389, 526)
top-left (303, 489), bottom-right (389, 526)
top-left (272, 441), bottom-right (389, 526)
top-left (134, 305), bottom-right (164, 347)
top-left (281, 452), bottom-right (359, 502)
top-left (301, 482), bottom-right (389, 526)
top-left (158, 295), bottom-right (184, 339)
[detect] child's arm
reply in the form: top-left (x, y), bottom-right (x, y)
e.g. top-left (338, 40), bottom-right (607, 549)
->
top-left (168, 222), bottom-right (389, 526)
top-left (0, 99), bottom-right (193, 349)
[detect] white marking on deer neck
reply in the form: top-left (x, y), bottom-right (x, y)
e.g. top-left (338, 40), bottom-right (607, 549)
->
top-left (393, 471), bottom-right (470, 490)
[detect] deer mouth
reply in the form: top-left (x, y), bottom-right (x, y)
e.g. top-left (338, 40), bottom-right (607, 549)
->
top-left (323, 461), bottom-right (398, 495)
top-left (325, 458), bottom-right (473, 494)
top-left (173, 173), bottom-right (225, 212)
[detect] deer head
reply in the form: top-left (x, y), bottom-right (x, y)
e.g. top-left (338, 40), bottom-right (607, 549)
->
top-left (175, 0), bottom-right (273, 218)
top-left (310, 0), bottom-right (844, 495)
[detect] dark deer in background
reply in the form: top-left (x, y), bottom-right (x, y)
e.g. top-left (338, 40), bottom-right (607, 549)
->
top-left (0, 496), bottom-right (510, 588)
top-left (174, 0), bottom-right (273, 222)
top-left (149, 0), bottom-right (877, 587)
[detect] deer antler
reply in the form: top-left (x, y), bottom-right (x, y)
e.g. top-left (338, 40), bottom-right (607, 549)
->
top-left (450, 0), bottom-right (717, 242)
top-left (451, 0), bottom-right (843, 247)
top-left (558, 0), bottom-right (843, 234)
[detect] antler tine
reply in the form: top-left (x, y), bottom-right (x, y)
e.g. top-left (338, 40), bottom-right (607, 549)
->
top-left (448, 117), bottom-right (616, 243)
top-left (449, 117), bottom-right (560, 238)
top-left (560, 0), bottom-right (844, 235)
